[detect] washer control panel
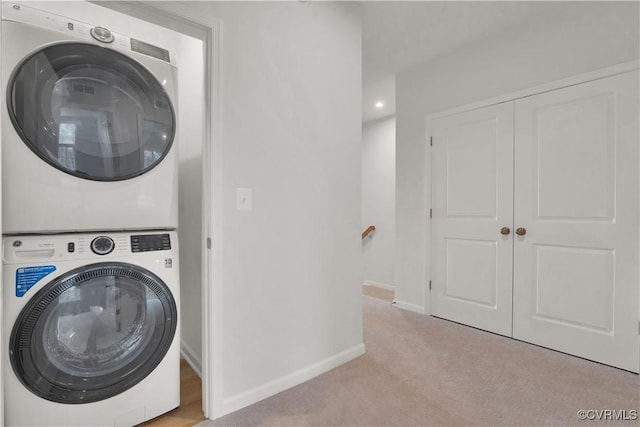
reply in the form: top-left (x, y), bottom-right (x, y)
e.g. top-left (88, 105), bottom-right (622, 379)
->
top-left (89, 26), bottom-right (114, 43)
top-left (90, 236), bottom-right (115, 255)
top-left (3, 232), bottom-right (174, 263)
top-left (130, 234), bottom-right (171, 253)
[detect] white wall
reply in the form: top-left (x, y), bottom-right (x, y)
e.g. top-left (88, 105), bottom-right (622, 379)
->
top-left (394, 1), bottom-right (640, 312)
top-left (362, 116), bottom-right (395, 289)
top-left (176, 35), bottom-right (205, 373)
top-left (161, 0), bottom-right (364, 415)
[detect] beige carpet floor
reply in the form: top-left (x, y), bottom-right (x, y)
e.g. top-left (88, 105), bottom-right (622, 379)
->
top-left (197, 293), bottom-right (639, 427)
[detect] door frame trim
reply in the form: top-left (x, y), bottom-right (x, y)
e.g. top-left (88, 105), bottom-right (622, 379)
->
top-left (0, 14), bottom-right (4, 427)
top-left (427, 60), bottom-right (639, 122)
top-left (424, 59), bottom-right (640, 317)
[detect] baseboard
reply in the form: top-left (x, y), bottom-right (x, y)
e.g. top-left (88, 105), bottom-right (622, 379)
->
top-left (363, 280), bottom-right (395, 291)
top-left (392, 299), bottom-right (425, 314)
top-left (180, 341), bottom-right (203, 378)
top-left (220, 343), bottom-right (366, 417)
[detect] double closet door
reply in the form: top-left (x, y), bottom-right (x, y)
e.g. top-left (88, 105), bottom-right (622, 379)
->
top-left (430, 70), bottom-right (639, 373)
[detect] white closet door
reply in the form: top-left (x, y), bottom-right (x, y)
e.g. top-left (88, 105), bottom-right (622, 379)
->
top-left (513, 71), bottom-right (639, 372)
top-left (431, 102), bottom-right (514, 336)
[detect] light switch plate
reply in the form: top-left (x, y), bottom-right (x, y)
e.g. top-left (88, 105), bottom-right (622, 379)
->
top-left (237, 188), bottom-right (252, 211)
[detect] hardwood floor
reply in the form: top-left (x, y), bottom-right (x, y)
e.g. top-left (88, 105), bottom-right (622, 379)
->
top-left (141, 359), bottom-right (206, 427)
top-left (362, 284), bottom-right (394, 302)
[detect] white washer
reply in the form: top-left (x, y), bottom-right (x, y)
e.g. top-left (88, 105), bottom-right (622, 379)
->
top-left (1, 3), bottom-right (178, 234)
top-left (3, 231), bottom-right (180, 426)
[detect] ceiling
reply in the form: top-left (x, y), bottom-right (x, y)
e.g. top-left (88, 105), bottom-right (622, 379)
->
top-left (361, 1), bottom-right (583, 122)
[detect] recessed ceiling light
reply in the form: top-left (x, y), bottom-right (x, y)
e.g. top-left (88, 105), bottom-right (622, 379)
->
top-left (375, 101), bottom-right (384, 109)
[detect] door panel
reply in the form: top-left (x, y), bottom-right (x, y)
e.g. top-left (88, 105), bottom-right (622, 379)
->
top-left (513, 71), bottom-right (639, 372)
top-left (534, 245), bottom-right (614, 332)
top-left (444, 118), bottom-right (498, 218)
top-left (445, 238), bottom-right (497, 307)
top-left (431, 102), bottom-right (514, 336)
top-left (535, 93), bottom-right (615, 220)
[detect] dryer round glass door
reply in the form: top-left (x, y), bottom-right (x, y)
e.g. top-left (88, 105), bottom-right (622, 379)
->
top-left (6, 42), bottom-right (175, 181)
top-left (9, 262), bottom-right (177, 404)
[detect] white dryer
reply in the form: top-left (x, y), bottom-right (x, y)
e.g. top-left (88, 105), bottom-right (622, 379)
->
top-left (3, 231), bottom-right (180, 426)
top-left (1, 3), bottom-right (178, 234)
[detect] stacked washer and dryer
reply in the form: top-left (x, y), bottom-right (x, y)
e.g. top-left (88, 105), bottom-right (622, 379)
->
top-left (1, 3), bottom-right (181, 426)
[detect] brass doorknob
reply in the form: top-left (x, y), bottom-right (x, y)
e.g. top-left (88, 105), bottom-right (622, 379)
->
top-left (515, 227), bottom-right (527, 236)
top-left (500, 227), bottom-right (511, 235)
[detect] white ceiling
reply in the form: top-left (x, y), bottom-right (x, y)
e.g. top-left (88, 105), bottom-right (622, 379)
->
top-left (361, 1), bottom-right (583, 122)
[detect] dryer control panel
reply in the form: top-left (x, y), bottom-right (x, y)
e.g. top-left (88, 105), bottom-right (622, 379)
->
top-left (2, 2), bottom-right (177, 65)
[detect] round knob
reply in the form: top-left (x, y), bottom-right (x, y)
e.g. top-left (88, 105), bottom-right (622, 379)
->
top-left (91, 236), bottom-right (115, 255)
top-left (90, 26), bottom-right (114, 43)
top-left (500, 227), bottom-right (511, 236)
top-left (515, 227), bottom-right (527, 236)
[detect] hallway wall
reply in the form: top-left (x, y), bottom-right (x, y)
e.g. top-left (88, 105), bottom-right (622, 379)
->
top-left (153, 1), bottom-right (365, 416)
top-left (362, 116), bottom-right (395, 289)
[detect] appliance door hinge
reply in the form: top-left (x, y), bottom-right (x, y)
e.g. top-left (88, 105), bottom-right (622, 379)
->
top-left (429, 280), bottom-right (432, 290)
top-left (430, 136), bottom-right (433, 146)
top-left (430, 208), bottom-right (433, 219)
top-left (206, 237), bottom-right (211, 249)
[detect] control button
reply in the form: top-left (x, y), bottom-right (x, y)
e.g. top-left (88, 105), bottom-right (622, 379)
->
top-left (67, 242), bottom-right (75, 253)
top-left (90, 26), bottom-right (114, 43)
top-left (91, 236), bottom-right (115, 255)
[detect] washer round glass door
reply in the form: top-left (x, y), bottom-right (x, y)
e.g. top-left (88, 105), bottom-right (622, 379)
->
top-left (7, 42), bottom-right (175, 181)
top-left (9, 262), bottom-right (177, 404)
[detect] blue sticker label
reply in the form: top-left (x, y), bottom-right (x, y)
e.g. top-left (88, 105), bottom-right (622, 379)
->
top-left (16, 266), bottom-right (57, 297)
